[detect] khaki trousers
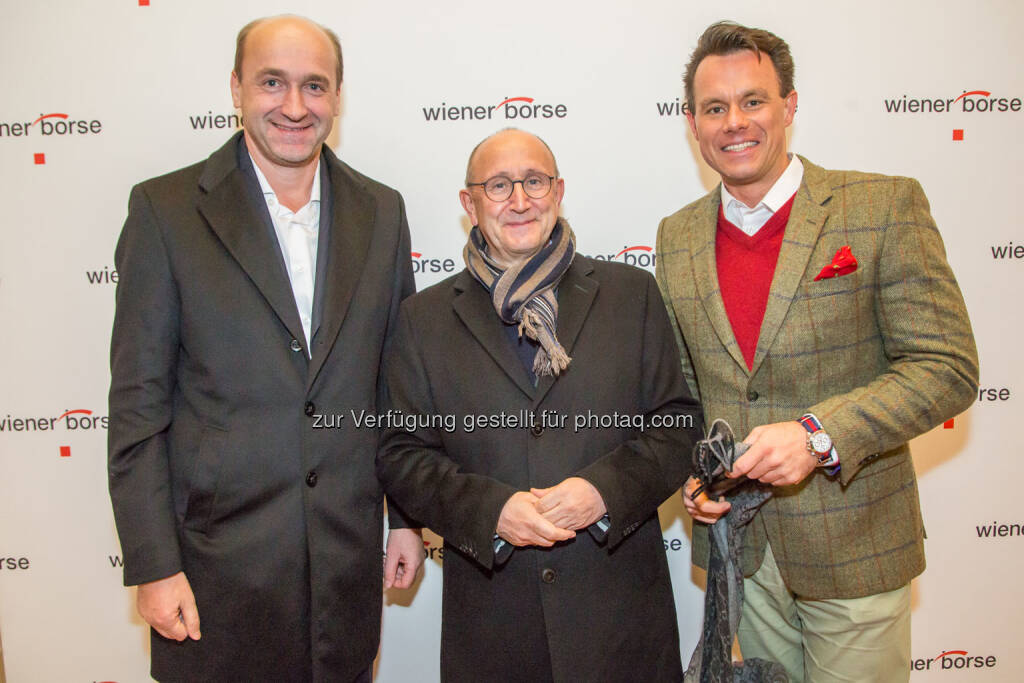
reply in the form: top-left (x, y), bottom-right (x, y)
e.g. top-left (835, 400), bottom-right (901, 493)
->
top-left (736, 544), bottom-right (911, 682)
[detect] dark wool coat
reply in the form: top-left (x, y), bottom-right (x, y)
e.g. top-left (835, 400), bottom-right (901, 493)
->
top-left (109, 132), bottom-right (414, 682)
top-left (378, 257), bottom-right (702, 682)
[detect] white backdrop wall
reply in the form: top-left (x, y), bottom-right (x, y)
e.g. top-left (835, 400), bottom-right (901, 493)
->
top-left (1, 1), bottom-right (1020, 681)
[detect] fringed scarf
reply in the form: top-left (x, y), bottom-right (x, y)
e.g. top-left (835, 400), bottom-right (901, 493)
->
top-left (463, 217), bottom-right (576, 377)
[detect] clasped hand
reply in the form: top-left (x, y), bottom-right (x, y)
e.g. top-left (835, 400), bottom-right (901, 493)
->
top-left (496, 477), bottom-right (607, 547)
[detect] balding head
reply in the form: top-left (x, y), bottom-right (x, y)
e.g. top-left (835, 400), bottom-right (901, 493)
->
top-left (234, 15), bottom-right (343, 90)
top-left (465, 128), bottom-right (559, 186)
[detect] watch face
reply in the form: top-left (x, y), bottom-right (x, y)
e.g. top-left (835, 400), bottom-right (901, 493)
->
top-left (810, 431), bottom-right (832, 454)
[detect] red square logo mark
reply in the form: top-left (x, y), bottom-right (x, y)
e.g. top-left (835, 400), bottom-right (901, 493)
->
top-left (139, 0), bottom-right (150, 5)
top-left (943, 419), bottom-right (955, 429)
top-left (59, 446), bottom-right (71, 457)
top-left (952, 129), bottom-right (964, 141)
top-left (34, 153), bottom-right (46, 164)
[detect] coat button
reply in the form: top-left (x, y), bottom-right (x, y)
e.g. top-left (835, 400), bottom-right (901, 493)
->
top-left (290, 339), bottom-right (302, 353)
top-left (530, 424), bottom-right (544, 437)
top-left (541, 568), bottom-right (556, 584)
top-left (304, 401), bottom-right (316, 416)
top-left (306, 471), bottom-right (318, 487)
top-left (747, 390), bottom-right (759, 402)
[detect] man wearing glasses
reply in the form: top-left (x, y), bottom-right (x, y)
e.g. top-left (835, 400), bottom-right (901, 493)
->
top-left (377, 128), bottom-right (702, 682)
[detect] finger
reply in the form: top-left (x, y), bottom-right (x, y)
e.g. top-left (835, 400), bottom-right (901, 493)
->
top-left (530, 486), bottom-right (552, 498)
top-left (156, 613), bottom-right (188, 642)
top-left (383, 549), bottom-right (401, 589)
top-left (526, 508), bottom-right (575, 543)
top-left (729, 448), bottom-right (761, 477)
top-left (534, 496), bottom-right (561, 514)
top-left (392, 560), bottom-right (415, 589)
top-left (539, 509), bottom-right (576, 530)
top-left (181, 599), bottom-right (201, 640)
top-left (696, 513), bottom-right (725, 524)
top-left (742, 425), bottom-right (764, 446)
top-left (684, 500), bottom-right (723, 524)
top-left (538, 506), bottom-right (562, 523)
top-left (699, 500), bottom-right (731, 516)
top-left (744, 457), bottom-right (777, 482)
top-left (536, 518), bottom-right (576, 543)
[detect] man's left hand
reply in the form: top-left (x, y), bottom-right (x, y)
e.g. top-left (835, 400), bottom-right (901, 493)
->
top-left (531, 477), bottom-right (607, 530)
top-left (729, 421), bottom-right (818, 486)
top-left (384, 528), bottom-right (425, 589)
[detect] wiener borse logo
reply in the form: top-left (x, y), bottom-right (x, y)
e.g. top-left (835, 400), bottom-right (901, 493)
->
top-left (411, 251), bottom-right (458, 275)
top-left (0, 409), bottom-right (108, 432)
top-left (911, 650), bottom-right (997, 671)
top-left (583, 245), bottom-right (657, 271)
top-left (884, 89), bottom-right (1022, 114)
top-left (0, 112), bottom-right (103, 137)
top-left (189, 110), bottom-right (243, 131)
top-left (422, 96), bottom-right (567, 122)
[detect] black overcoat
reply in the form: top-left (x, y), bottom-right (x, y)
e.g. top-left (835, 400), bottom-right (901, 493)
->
top-left (378, 257), bottom-right (701, 682)
top-left (108, 132), bottom-right (414, 682)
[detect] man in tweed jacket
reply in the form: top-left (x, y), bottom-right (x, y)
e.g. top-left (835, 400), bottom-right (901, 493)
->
top-left (656, 22), bottom-right (978, 682)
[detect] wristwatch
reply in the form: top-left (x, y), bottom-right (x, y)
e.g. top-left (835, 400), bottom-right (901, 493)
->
top-left (797, 413), bottom-right (840, 474)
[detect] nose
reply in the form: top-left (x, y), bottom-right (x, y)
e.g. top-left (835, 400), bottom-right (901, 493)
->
top-left (724, 105), bottom-right (748, 131)
top-left (508, 181), bottom-right (531, 211)
top-left (281, 85), bottom-right (308, 120)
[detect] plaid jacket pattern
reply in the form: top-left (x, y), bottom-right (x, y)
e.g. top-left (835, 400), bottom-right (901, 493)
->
top-left (655, 157), bottom-right (978, 599)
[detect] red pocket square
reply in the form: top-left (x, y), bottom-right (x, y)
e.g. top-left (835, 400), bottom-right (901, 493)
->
top-left (814, 245), bottom-right (858, 281)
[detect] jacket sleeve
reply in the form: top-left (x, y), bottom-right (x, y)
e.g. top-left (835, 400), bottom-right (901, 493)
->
top-left (576, 273), bottom-right (703, 549)
top-left (376, 303), bottom-right (517, 570)
top-left (810, 178), bottom-right (979, 484)
top-left (376, 190), bottom-right (419, 530)
top-left (107, 184), bottom-right (184, 586)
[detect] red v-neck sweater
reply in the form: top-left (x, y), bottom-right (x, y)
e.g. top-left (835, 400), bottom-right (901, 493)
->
top-left (716, 194), bottom-right (796, 369)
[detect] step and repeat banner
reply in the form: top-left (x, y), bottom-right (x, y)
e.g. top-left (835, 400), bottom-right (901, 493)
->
top-left (1, 0), bottom-right (1020, 680)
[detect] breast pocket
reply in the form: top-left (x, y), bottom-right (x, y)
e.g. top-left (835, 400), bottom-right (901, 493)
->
top-left (784, 271), bottom-right (876, 364)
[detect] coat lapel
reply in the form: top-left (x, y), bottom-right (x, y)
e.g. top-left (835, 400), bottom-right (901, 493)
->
top-left (452, 271), bottom-right (537, 399)
top-left (197, 134), bottom-right (307, 349)
top-left (307, 148), bottom-right (376, 388)
top-left (533, 258), bottom-right (598, 406)
top-left (690, 191), bottom-right (749, 372)
top-left (749, 157), bottom-right (832, 375)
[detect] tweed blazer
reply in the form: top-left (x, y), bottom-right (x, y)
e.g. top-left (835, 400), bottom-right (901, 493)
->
top-left (655, 157), bottom-right (978, 599)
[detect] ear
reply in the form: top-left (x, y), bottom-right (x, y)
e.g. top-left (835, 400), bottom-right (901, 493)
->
top-left (685, 110), bottom-right (699, 140)
top-left (783, 90), bottom-right (798, 127)
top-left (552, 177), bottom-right (565, 206)
top-left (459, 189), bottom-right (478, 226)
top-left (329, 85), bottom-right (341, 118)
top-left (230, 71), bottom-right (242, 109)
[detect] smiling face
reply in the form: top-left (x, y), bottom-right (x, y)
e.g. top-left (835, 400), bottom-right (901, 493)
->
top-left (686, 49), bottom-right (797, 206)
top-left (459, 130), bottom-right (564, 268)
top-left (230, 17), bottom-right (340, 172)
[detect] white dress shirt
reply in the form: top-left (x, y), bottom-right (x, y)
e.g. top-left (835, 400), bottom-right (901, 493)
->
top-left (250, 155), bottom-right (321, 353)
top-left (720, 154), bottom-right (804, 236)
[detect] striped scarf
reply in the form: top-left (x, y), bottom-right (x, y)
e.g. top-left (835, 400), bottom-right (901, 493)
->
top-left (463, 217), bottom-right (576, 377)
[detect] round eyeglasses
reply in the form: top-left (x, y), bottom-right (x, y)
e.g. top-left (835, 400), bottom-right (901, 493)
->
top-left (466, 173), bottom-right (556, 202)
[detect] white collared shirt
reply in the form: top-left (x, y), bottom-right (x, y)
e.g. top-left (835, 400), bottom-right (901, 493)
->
top-left (720, 154), bottom-right (804, 236)
top-left (250, 155), bottom-right (321, 353)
